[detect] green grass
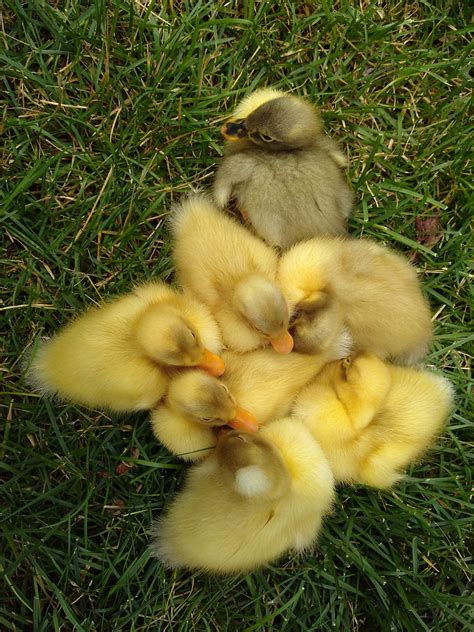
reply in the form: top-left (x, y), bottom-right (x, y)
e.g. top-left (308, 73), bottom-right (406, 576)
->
top-left (1, 1), bottom-right (472, 630)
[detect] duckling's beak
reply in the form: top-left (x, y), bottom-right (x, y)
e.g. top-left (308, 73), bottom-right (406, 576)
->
top-left (198, 349), bottom-right (225, 377)
top-left (221, 119), bottom-right (248, 141)
top-left (270, 331), bottom-right (294, 354)
top-left (228, 407), bottom-right (259, 433)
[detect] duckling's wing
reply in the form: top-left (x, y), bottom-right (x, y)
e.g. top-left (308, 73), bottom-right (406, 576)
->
top-left (317, 135), bottom-right (348, 169)
top-left (213, 153), bottom-right (258, 208)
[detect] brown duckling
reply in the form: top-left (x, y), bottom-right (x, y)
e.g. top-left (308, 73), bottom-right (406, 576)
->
top-left (213, 87), bottom-right (353, 249)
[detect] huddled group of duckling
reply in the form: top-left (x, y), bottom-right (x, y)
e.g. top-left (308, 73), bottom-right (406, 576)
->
top-left (28, 88), bottom-right (454, 574)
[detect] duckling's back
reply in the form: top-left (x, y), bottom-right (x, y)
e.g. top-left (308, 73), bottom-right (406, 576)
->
top-left (215, 141), bottom-right (353, 249)
top-left (357, 367), bottom-right (454, 488)
top-left (27, 283), bottom-right (175, 411)
top-left (171, 194), bottom-right (278, 302)
top-left (222, 346), bottom-right (349, 425)
top-left (334, 239), bottom-right (433, 362)
top-left (153, 418), bottom-right (335, 573)
top-left (153, 469), bottom-right (293, 573)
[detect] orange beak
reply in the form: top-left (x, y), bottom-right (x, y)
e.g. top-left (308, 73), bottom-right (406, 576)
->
top-left (270, 330), bottom-right (294, 354)
top-left (198, 349), bottom-right (225, 377)
top-left (228, 407), bottom-right (259, 433)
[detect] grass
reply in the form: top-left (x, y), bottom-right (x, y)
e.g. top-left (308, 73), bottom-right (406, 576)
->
top-left (1, 0), bottom-right (472, 629)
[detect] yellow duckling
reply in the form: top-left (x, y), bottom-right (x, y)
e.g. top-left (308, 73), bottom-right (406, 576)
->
top-left (151, 332), bottom-right (351, 460)
top-left (152, 418), bottom-right (335, 573)
top-left (222, 331), bottom-right (351, 423)
top-left (150, 370), bottom-right (258, 461)
top-left (171, 193), bottom-right (293, 353)
top-left (28, 282), bottom-right (225, 412)
top-left (278, 237), bottom-right (433, 363)
top-left (294, 352), bottom-right (454, 488)
top-left (213, 87), bottom-right (353, 249)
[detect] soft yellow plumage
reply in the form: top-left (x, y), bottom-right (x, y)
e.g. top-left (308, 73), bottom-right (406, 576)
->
top-left (151, 334), bottom-right (351, 460)
top-left (279, 237), bottom-right (433, 362)
top-left (152, 417), bottom-right (335, 573)
top-left (150, 370), bottom-right (257, 461)
top-left (171, 193), bottom-right (293, 353)
top-left (28, 282), bottom-right (224, 412)
top-left (294, 352), bottom-right (454, 488)
top-left (230, 87), bottom-right (287, 120)
top-left (222, 337), bottom-right (351, 423)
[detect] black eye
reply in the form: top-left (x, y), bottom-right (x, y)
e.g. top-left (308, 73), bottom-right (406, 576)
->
top-left (259, 134), bottom-right (274, 143)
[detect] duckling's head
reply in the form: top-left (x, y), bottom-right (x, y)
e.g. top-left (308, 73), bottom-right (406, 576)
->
top-left (221, 90), bottom-right (321, 151)
top-left (134, 304), bottom-right (225, 376)
top-left (320, 351), bottom-right (385, 389)
top-left (233, 275), bottom-right (294, 354)
top-left (318, 355), bottom-right (353, 387)
top-left (216, 428), bottom-right (291, 501)
top-left (167, 371), bottom-right (258, 433)
top-left (290, 290), bottom-right (347, 355)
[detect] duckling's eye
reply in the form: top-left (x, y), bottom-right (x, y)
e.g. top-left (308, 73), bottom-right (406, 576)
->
top-left (259, 134), bottom-right (274, 143)
top-left (188, 329), bottom-right (197, 342)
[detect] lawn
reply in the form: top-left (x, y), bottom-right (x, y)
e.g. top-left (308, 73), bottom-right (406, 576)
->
top-left (1, 1), bottom-right (472, 630)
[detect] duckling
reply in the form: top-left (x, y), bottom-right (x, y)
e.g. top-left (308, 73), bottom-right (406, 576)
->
top-left (171, 194), bottom-right (293, 353)
top-left (222, 329), bottom-right (351, 423)
top-left (151, 332), bottom-right (351, 461)
top-left (150, 370), bottom-right (258, 461)
top-left (278, 237), bottom-right (433, 363)
top-left (27, 282), bottom-right (225, 412)
top-left (213, 87), bottom-right (353, 249)
top-left (294, 352), bottom-right (454, 488)
top-left (152, 417), bottom-right (335, 573)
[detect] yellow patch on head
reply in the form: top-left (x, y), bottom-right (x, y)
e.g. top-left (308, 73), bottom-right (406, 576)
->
top-left (232, 87), bottom-right (288, 120)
